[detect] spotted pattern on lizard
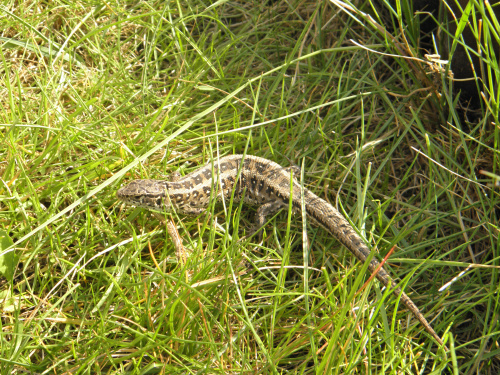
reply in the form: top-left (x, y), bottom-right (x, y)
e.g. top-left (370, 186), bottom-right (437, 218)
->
top-left (116, 154), bottom-right (445, 348)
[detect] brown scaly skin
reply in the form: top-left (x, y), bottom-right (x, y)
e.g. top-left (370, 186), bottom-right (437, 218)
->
top-left (117, 154), bottom-right (446, 348)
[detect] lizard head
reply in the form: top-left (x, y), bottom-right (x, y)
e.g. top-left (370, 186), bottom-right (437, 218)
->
top-left (116, 179), bottom-right (171, 212)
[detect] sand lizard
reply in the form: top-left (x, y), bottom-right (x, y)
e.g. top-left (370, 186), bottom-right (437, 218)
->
top-left (116, 154), bottom-right (445, 347)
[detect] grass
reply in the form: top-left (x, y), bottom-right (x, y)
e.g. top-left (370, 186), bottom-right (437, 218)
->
top-left (0, 0), bottom-right (499, 373)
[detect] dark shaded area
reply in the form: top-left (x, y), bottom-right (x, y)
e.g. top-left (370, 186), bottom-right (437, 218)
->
top-left (413, 0), bottom-right (500, 109)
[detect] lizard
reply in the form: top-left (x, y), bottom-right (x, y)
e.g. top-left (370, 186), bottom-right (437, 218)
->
top-left (116, 154), bottom-right (446, 348)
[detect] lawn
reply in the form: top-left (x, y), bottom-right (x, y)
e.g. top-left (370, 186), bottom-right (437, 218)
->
top-left (1, 0), bottom-right (499, 373)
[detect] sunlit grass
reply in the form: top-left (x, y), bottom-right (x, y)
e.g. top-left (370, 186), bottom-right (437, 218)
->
top-left (0, 1), bottom-right (498, 373)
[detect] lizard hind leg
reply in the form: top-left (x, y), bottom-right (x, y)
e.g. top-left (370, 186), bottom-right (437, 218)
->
top-left (251, 201), bottom-right (286, 240)
top-left (256, 201), bottom-right (285, 227)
